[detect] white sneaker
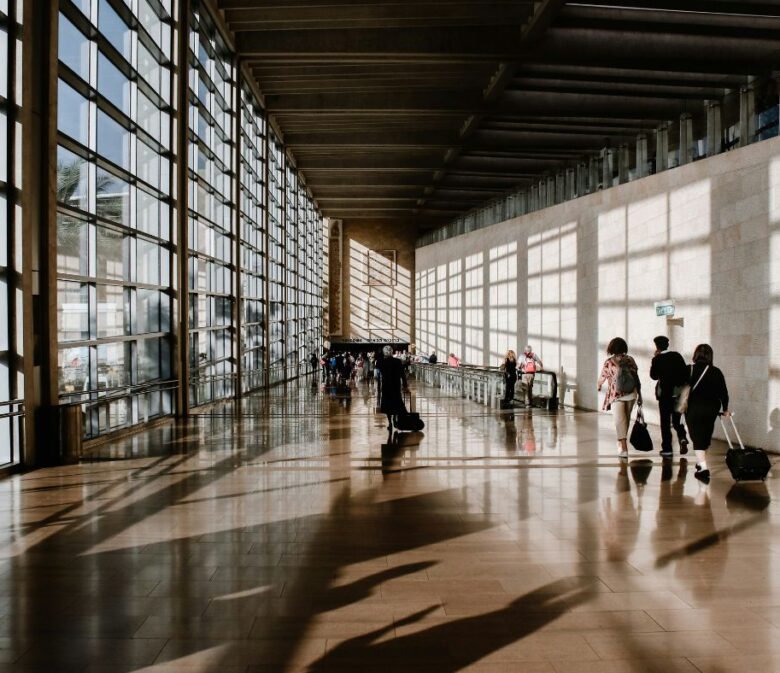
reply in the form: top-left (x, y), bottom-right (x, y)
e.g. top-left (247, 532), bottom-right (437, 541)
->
top-left (618, 450), bottom-right (628, 460)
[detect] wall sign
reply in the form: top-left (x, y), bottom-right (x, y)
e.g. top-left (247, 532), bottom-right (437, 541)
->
top-left (655, 300), bottom-right (675, 317)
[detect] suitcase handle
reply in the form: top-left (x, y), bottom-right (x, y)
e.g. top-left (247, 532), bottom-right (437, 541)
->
top-left (719, 413), bottom-right (745, 451)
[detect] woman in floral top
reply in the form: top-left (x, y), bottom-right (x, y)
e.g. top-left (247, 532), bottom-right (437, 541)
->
top-left (598, 337), bottom-right (642, 459)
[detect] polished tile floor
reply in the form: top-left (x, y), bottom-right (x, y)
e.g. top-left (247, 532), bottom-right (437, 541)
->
top-left (0, 378), bottom-right (778, 672)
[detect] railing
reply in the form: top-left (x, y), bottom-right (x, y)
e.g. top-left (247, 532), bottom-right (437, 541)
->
top-left (411, 363), bottom-right (559, 409)
top-left (60, 379), bottom-right (179, 440)
top-left (0, 399), bottom-right (24, 466)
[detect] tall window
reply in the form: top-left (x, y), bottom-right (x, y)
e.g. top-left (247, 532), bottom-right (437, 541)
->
top-left (267, 132), bottom-right (285, 384)
top-left (187, 1), bottom-right (236, 406)
top-left (56, 0), bottom-right (175, 438)
top-left (0, 0), bottom-right (22, 464)
top-left (285, 165), bottom-right (299, 380)
top-left (239, 80), bottom-right (266, 392)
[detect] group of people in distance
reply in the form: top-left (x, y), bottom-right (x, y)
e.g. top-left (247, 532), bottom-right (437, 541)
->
top-left (598, 335), bottom-right (730, 484)
top-left (500, 346), bottom-right (544, 408)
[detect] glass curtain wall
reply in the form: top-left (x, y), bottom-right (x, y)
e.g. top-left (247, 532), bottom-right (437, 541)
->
top-left (48, 0), bottom-right (323, 444)
top-left (284, 164), bottom-right (299, 380)
top-left (302, 195), bottom-right (324, 362)
top-left (0, 0), bottom-right (22, 464)
top-left (267, 131), bottom-right (285, 384)
top-left (187, 1), bottom-right (236, 406)
top-left (238, 79), bottom-right (267, 392)
top-left (56, 0), bottom-right (175, 438)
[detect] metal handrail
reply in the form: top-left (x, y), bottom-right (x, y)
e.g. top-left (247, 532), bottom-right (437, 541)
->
top-left (0, 399), bottom-right (24, 421)
top-left (411, 362), bottom-right (559, 409)
top-left (59, 379), bottom-right (179, 407)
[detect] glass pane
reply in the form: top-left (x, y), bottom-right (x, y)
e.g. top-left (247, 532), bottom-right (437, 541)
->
top-left (57, 146), bottom-right (89, 211)
top-left (97, 110), bottom-right (129, 169)
top-left (137, 337), bottom-right (160, 382)
top-left (58, 14), bottom-right (90, 82)
top-left (137, 188), bottom-right (159, 236)
top-left (97, 342), bottom-right (129, 388)
top-left (58, 80), bottom-right (89, 146)
top-left (137, 288), bottom-right (160, 333)
top-left (57, 280), bottom-right (90, 341)
top-left (58, 346), bottom-right (90, 394)
top-left (96, 167), bottom-right (129, 224)
top-left (137, 140), bottom-right (159, 188)
top-left (137, 92), bottom-right (159, 139)
top-left (98, 0), bottom-right (131, 62)
top-left (57, 214), bottom-right (89, 276)
top-left (96, 283), bottom-right (125, 338)
top-left (0, 26), bottom-right (7, 98)
top-left (98, 51), bottom-right (130, 116)
top-left (96, 226), bottom-right (126, 280)
top-left (137, 237), bottom-right (160, 285)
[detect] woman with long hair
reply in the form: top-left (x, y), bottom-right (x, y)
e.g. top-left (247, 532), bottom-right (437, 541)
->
top-left (598, 337), bottom-right (642, 459)
top-left (685, 344), bottom-right (730, 483)
top-left (501, 349), bottom-right (518, 408)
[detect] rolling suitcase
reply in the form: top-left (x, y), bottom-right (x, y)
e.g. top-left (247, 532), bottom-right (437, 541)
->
top-left (721, 415), bottom-right (771, 482)
top-left (396, 391), bottom-right (425, 432)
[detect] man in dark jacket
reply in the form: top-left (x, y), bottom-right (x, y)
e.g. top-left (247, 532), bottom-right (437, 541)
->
top-left (650, 336), bottom-right (689, 458)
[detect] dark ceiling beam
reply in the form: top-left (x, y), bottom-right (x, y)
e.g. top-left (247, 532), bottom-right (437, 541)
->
top-left (508, 80), bottom-right (729, 100)
top-left (534, 28), bottom-right (780, 74)
top-left (235, 26), bottom-right (524, 60)
top-left (472, 130), bottom-right (631, 150)
top-left (565, 0), bottom-right (780, 15)
top-left (416, 0), bottom-right (568, 209)
top-left (305, 173), bottom-right (436, 187)
top-left (514, 63), bottom-right (747, 87)
top-left (224, 2), bottom-right (532, 31)
top-left (499, 90), bottom-right (714, 120)
top-left (559, 4), bottom-right (780, 32)
top-left (284, 131), bottom-right (460, 148)
top-left (265, 90), bottom-right (483, 113)
top-left (295, 155), bottom-right (446, 170)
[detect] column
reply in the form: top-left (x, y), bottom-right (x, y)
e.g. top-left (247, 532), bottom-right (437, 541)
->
top-left (636, 134), bottom-right (649, 178)
top-left (679, 113), bottom-right (693, 165)
top-left (601, 148), bottom-right (614, 189)
top-left (589, 155), bottom-right (600, 191)
top-left (576, 162), bottom-right (588, 196)
top-left (739, 81), bottom-right (756, 147)
top-left (617, 144), bottom-right (630, 184)
top-left (706, 101), bottom-right (722, 156)
top-left (655, 123), bottom-right (669, 173)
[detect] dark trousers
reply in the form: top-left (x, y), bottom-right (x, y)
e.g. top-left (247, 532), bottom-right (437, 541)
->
top-left (503, 375), bottom-right (517, 403)
top-left (658, 396), bottom-right (688, 452)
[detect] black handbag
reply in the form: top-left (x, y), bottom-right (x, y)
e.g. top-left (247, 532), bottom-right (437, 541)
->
top-left (630, 407), bottom-right (653, 452)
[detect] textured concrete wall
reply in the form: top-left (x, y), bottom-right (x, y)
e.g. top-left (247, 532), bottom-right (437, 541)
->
top-left (416, 136), bottom-right (780, 451)
top-left (332, 221), bottom-right (416, 343)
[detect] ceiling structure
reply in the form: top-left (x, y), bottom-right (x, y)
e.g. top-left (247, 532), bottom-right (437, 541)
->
top-left (219, 0), bottom-right (780, 231)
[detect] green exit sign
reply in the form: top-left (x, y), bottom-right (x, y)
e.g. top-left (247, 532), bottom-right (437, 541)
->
top-left (655, 301), bottom-right (675, 317)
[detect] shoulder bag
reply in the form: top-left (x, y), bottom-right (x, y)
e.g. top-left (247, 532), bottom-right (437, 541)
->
top-left (676, 365), bottom-right (709, 414)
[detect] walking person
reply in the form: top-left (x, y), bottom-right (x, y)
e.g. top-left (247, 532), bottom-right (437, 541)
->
top-left (376, 345), bottom-right (409, 433)
top-left (520, 345), bottom-right (543, 407)
top-left (500, 350), bottom-right (518, 408)
top-left (650, 336), bottom-right (690, 458)
top-left (684, 344), bottom-right (730, 483)
top-left (597, 337), bottom-right (642, 460)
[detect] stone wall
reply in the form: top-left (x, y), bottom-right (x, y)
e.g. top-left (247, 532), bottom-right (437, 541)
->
top-left (416, 136), bottom-right (780, 451)
top-left (329, 220), bottom-right (416, 344)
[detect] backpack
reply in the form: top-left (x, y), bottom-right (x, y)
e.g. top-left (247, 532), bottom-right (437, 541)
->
top-left (523, 355), bottom-right (537, 374)
top-left (615, 357), bottom-right (637, 395)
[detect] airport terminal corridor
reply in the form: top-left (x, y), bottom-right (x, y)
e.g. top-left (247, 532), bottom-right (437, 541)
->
top-left (1, 380), bottom-right (777, 673)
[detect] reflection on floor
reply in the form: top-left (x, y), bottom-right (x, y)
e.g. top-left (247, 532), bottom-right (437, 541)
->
top-left (0, 378), bottom-right (777, 672)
